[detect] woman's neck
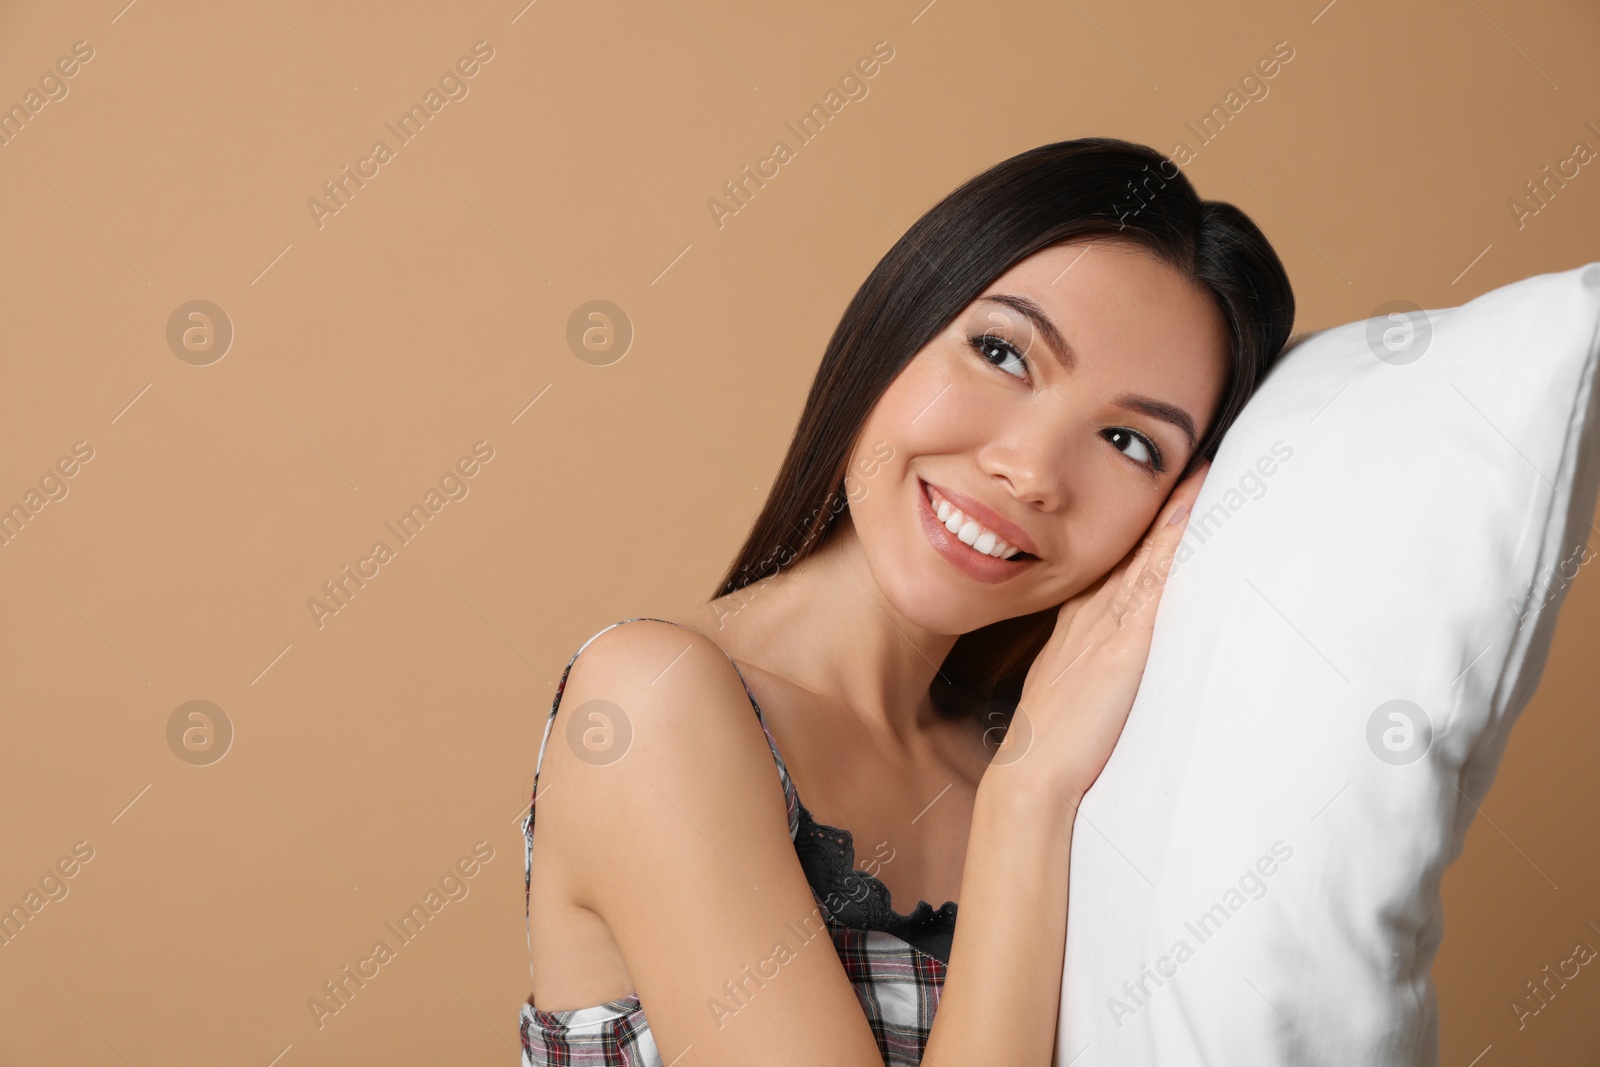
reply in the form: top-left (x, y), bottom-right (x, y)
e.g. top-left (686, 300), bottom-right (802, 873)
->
top-left (684, 515), bottom-right (961, 745)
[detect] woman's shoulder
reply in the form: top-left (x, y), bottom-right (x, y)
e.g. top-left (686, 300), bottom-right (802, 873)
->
top-left (555, 616), bottom-right (750, 709)
top-left (537, 615), bottom-right (797, 910)
top-left (544, 616), bottom-right (775, 800)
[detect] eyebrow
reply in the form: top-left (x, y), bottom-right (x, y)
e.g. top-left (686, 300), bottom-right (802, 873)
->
top-left (976, 292), bottom-right (1200, 454)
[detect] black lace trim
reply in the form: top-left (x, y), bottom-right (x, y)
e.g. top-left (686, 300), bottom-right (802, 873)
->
top-left (792, 798), bottom-right (959, 965)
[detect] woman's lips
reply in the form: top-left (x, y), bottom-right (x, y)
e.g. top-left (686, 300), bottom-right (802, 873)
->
top-left (917, 477), bottom-right (1039, 584)
top-left (919, 477), bottom-right (1042, 558)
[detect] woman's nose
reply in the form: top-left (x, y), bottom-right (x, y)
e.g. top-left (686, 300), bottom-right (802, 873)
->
top-left (978, 408), bottom-right (1084, 512)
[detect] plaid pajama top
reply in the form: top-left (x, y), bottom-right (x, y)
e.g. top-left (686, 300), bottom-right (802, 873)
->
top-left (521, 617), bottom-right (960, 1067)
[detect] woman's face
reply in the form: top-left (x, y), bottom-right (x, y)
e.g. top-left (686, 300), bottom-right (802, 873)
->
top-left (845, 237), bottom-right (1231, 634)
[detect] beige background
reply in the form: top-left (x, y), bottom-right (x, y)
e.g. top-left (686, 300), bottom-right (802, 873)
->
top-left (1, 0), bottom-right (1597, 1063)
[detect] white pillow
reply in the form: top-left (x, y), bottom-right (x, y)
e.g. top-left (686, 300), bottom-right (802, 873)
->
top-left (1054, 262), bottom-right (1600, 1066)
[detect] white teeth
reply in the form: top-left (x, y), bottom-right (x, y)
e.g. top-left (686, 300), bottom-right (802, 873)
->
top-left (926, 485), bottom-right (1026, 560)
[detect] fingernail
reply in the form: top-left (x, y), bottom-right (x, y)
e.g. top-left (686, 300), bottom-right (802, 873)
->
top-left (1166, 504), bottom-right (1189, 525)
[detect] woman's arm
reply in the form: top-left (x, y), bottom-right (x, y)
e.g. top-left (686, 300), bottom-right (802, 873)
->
top-left (922, 768), bottom-right (1080, 1065)
top-left (538, 619), bottom-right (888, 1066)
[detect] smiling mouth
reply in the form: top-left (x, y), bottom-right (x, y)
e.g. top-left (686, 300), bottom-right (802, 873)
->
top-left (921, 480), bottom-right (1041, 562)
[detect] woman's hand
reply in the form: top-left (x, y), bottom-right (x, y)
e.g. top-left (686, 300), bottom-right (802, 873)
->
top-left (998, 460), bottom-right (1211, 804)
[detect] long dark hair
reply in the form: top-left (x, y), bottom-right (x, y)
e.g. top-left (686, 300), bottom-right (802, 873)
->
top-left (712, 136), bottom-right (1295, 722)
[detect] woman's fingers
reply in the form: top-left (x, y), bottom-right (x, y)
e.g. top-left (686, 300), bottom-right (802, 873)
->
top-left (1113, 461), bottom-right (1209, 628)
top-left (1115, 463), bottom-right (1209, 598)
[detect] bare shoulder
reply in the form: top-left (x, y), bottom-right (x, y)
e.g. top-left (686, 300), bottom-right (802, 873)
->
top-left (559, 617), bottom-right (742, 692)
top-left (536, 618), bottom-right (789, 906)
top-left (552, 618), bottom-right (764, 754)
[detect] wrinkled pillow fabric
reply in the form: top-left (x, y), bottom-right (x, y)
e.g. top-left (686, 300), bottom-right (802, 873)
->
top-left (1055, 262), bottom-right (1600, 1066)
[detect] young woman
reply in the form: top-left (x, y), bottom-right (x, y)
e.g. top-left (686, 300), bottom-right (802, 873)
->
top-left (520, 137), bottom-right (1295, 1066)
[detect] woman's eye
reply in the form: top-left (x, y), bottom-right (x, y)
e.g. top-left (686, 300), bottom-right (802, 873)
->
top-left (1104, 427), bottom-right (1165, 473)
top-left (970, 333), bottom-right (1028, 380)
